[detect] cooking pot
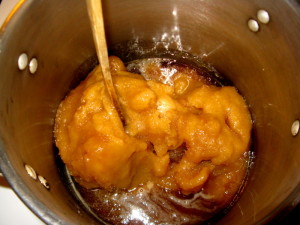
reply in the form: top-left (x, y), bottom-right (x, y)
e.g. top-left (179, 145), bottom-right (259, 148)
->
top-left (1, 0), bottom-right (300, 224)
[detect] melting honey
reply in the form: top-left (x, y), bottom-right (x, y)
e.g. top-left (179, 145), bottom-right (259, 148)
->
top-left (55, 56), bottom-right (252, 224)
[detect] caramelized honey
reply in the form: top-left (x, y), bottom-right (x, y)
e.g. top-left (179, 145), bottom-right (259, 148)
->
top-left (54, 56), bottom-right (252, 224)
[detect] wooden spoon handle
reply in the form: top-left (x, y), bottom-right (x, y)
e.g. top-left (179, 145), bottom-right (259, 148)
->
top-left (86, 0), bottom-right (123, 118)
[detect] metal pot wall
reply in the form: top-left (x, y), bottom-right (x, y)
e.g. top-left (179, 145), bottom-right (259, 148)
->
top-left (1, 0), bottom-right (300, 224)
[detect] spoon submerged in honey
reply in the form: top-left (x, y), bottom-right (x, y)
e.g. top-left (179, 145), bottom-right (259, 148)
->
top-left (85, 0), bottom-right (123, 121)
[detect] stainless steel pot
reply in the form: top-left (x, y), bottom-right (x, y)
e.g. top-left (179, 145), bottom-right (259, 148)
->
top-left (1, 0), bottom-right (300, 224)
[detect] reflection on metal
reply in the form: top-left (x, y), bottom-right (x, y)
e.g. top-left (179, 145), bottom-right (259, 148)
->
top-left (38, 175), bottom-right (50, 189)
top-left (152, 7), bottom-right (184, 51)
top-left (18, 53), bottom-right (28, 70)
top-left (257, 9), bottom-right (270, 24)
top-left (24, 164), bottom-right (37, 180)
top-left (29, 58), bottom-right (38, 74)
top-left (291, 120), bottom-right (300, 137)
top-left (201, 42), bottom-right (225, 58)
top-left (248, 19), bottom-right (259, 32)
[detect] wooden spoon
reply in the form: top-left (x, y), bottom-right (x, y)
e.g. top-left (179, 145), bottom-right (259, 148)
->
top-left (85, 0), bottom-right (123, 120)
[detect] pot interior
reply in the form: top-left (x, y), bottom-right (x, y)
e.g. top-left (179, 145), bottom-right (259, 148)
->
top-left (1, 0), bottom-right (300, 224)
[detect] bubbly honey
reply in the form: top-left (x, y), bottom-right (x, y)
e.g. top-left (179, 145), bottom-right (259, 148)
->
top-left (55, 56), bottom-right (252, 224)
